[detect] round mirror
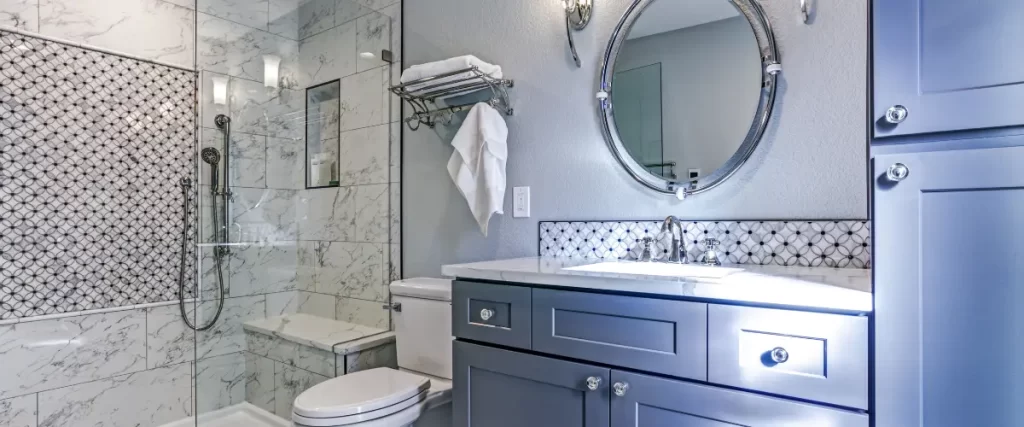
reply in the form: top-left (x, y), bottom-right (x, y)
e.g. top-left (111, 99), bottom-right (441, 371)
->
top-left (599, 0), bottom-right (780, 196)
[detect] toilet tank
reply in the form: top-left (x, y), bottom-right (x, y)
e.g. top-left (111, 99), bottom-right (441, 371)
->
top-left (390, 278), bottom-right (453, 380)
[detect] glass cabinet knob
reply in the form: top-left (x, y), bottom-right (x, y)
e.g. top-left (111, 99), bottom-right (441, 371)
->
top-left (479, 308), bottom-right (494, 321)
top-left (886, 163), bottom-right (910, 182)
top-left (613, 382), bottom-right (630, 397)
top-left (771, 347), bottom-right (790, 364)
top-left (585, 376), bottom-right (602, 391)
top-left (885, 105), bottom-right (908, 124)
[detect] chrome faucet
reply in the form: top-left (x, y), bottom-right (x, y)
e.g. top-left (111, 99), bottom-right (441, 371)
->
top-left (699, 238), bottom-right (723, 266)
top-left (660, 216), bottom-right (687, 263)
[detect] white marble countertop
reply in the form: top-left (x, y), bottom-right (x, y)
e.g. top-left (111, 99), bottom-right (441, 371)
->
top-left (243, 313), bottom-right (393, 353)
top-left (442, 257), bottom-right (872, 313)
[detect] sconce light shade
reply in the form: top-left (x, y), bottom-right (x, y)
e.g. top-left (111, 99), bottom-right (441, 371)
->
top-left (565, 0), bottom-right (592, 29)
top-left (263, 55), bottom-right (281, 88)
top-left (211, 76), bottom-right (228, 105)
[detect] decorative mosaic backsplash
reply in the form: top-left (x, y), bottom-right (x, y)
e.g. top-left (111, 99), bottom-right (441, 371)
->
top-left (0, 30), bottom-right (198, 319)
top-left (539, 220), bottom-right (870, 269)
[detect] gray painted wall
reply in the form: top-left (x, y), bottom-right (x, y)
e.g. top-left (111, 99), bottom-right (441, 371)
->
top-left (617, 16), bottom-right (763, 177)
top-left (403, 0), bottom-right (868, 277)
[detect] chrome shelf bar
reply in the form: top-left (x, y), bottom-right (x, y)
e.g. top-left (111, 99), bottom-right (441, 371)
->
top-left (390, 66), bottom-right (514, 130)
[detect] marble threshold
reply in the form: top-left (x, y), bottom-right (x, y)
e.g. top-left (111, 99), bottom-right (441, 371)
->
top-left (161, 402), bottom-right (290, 427)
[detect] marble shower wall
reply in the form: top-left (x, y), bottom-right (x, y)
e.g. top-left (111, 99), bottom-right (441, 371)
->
top-left (0, 304), bottom-right (197, 427)
top-left (0, 1), bottom-right (203, 424)
top-left (0, 0), bottom-right (196, 69)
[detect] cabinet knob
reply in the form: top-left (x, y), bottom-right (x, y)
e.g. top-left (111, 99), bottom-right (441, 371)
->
top-left (613, 382), bottom-right (630, 397)
top-left (884, 105), bottom-right (908, 124)
top-left (479, 308), bottom-right (494, 321)
top-left (886, 163), bottom-right (910, 182)
top-left (585, 376), bottom-right (602, 391)
top-left (770, 347), bottom-right (790, 364)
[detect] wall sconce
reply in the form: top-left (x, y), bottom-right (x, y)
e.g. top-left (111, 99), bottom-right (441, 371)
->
top-left (263, 55), bottom-right (281, 89)
top-left (563, 0), bottom-right (593, 68)
top-left (211, 76), bottom-right (228, 105)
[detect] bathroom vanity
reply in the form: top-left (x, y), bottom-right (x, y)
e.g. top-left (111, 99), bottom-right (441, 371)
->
top-left (444, 258), bottom-right (872, 427)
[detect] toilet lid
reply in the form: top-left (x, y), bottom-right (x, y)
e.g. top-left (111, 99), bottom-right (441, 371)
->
top-left (293, 368), bottom-right (431, 419)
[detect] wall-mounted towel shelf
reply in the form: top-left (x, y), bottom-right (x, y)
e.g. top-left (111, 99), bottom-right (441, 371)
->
top-left (390, 66), bottom-right (514, 130)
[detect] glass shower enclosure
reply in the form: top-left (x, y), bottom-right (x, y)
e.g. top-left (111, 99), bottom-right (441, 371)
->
top-left (0, 0), bottom-right (397, 426)
top-left (191, 0), bottom-right (398, 425)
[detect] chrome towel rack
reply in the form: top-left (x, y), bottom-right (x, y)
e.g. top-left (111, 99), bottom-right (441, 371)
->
top-left (390, 66), bottom-right (514, 131)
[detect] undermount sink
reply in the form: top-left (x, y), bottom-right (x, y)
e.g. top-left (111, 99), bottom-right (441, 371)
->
top-left (564, 261), bottom-right (742, 279)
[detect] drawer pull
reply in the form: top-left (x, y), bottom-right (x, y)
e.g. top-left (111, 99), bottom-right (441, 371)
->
top-left (770, 347), bottom-right (790, 364)
top-left (585, 376), bottom-right (602, 391)
top-left (480, 308), bottom-right (495, 321)
top-left (613, 382), bottom-right (630, 397)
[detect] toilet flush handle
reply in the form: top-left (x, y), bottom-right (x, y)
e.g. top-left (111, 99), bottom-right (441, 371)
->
top-left (382, 302), bottom-right (402, 312)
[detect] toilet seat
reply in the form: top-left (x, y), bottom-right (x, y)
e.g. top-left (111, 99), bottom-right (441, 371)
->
top-left (293, 390), bottom-right (428, 426)
top-left (293, 368), bottom-right (431, 426)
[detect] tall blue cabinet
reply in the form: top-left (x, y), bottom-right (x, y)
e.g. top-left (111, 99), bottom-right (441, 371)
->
top-left (872, 1), bottom-right (1024, 426)
top-left (872, 0), bottom-right (1024, 139)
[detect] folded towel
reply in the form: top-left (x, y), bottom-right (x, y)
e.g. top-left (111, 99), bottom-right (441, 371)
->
top-left (447, 103), bottom-right (509, 236)
top-left (401, 55), bottom-right (503, 96)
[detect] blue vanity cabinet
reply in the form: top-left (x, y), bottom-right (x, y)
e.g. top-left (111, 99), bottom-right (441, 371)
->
top-left (453, 340), bottom-right (610, 427)
top-left (872, 0), bottom-right (1024, 138)
top-left (610, 371), bottom-right (868, 427)
top-left (873, 146), bottom-right (1024, 427)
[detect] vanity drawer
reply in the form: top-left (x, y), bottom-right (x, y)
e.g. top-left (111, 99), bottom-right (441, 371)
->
top-left (532, 288), bottom-right (707, 380)
top-left (452, 281), bottom-right (532, 349)
top-left (708, 305), bottom-right (868, 409)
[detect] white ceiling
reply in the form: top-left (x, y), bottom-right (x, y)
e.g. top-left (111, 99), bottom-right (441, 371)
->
top-left (627, 0), bottom-right (740, 40)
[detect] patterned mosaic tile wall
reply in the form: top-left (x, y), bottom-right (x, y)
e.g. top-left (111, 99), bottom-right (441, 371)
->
top-left (0, 30), bottom-right (198, 319)
top-left (540, 220), bottom-right (871, 269)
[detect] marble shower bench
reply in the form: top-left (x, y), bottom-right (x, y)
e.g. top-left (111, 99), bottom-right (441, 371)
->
top-left (242, 313), bottom-right (398, 419)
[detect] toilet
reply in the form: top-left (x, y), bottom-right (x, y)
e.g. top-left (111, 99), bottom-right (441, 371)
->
top-left (292, 278), bottom-right (454, 427)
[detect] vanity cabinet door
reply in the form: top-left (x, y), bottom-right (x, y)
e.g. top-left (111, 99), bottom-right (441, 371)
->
top-left (609, 370), bottom-right (868, 427)
top-left (873, 0), bottom-right (1024, 138)
top-left (874, 147), bottom-right (1024, 427)
top-left (453, 340), bottom-right (610, 427)
top-left (532, 289), bottom-right (707, 380)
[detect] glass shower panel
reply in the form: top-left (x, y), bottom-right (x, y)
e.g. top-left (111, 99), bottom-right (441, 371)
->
top-left (192, 1), bottom-right (395, 425)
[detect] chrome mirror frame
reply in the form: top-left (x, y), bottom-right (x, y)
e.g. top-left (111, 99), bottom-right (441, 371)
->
top-left (598, 0), bottom-right (781, 197)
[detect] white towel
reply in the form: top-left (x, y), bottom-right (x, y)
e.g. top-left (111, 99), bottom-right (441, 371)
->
top-left (447, 103), bottom-right (509, 236)
top-left (401, 55), bottom-right (503, 96)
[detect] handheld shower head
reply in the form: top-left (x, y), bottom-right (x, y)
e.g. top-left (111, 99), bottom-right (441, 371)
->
top-left (201, 147), bottom-right (221, 165)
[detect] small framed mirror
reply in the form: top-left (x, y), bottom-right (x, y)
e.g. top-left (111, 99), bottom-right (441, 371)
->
top-left (599, 0), bottom-right (780, 197)
top-left (306, 79), bottom-right (341, 189)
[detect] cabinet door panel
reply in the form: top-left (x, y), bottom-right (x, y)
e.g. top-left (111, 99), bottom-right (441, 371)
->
top-left (453, 340), bottom-right (610, 427)
top-left (532, 288), bottom-right (707, 380)
top-left (874, 147), bottom-right (1024, 427)
top-left (610, 371), bottom-right (867, 427)
top-left (873, 0), bottom-right (1024, 137)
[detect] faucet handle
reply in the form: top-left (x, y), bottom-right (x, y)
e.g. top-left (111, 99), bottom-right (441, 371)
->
top-left (637, 237), bottom-right (655, 261)
top-left (700, 238), bottom-right (723, 266)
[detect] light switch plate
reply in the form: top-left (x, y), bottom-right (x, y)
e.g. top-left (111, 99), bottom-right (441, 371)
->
top-left (513, 187), bottom-right (530, 218)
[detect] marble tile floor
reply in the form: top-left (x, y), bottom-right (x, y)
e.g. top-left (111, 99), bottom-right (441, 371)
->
top-left (161, 402), bottom-right (290, 427)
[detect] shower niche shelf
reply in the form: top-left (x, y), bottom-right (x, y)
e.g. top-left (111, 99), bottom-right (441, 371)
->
top-left (305, 79), bottom-right (342, 189)
top-left (390, 66), bottom-right (514, 131)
